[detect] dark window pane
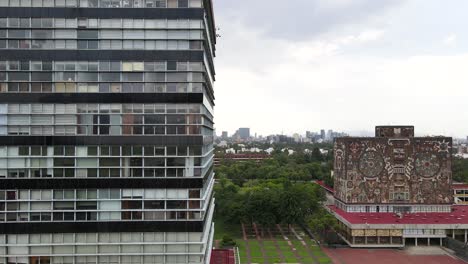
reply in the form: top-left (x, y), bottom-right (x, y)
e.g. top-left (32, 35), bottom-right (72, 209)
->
top-left (78, 30), bottom-right (98, 39)
top-left (167, 61), bottom-right (177, 70)
top-left (144, 200), bottom-right (164, 209)
top-left (167, 200), bottom-right (186, 209)
top-left (178, 0), bottom-right (188, 8)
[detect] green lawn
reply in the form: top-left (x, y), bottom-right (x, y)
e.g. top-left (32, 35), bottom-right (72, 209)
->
top-left (238, 237), bottom-right (332, 263)
top-left (213, 220), bottom-right (332, 263)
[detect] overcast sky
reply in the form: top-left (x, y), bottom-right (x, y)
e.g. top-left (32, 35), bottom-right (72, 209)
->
top-left (212, 0), bottom-right (468, 138)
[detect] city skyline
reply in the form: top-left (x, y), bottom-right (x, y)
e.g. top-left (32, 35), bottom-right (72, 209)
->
top-left (213, 0), bottom-right (468, 138)
top-left (217, 126), bottom-right (465, 139)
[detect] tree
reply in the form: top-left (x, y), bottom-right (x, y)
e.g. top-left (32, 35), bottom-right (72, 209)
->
top-left (278, 184), bottom-right (322, 226)
top-left (308, 208), bottom-right (339, 243)
top-left (244, 186), bottom-right (281, 227)
top-left (311, 147), bottom-right (323, 162)
top-left (453, 158), bottom-right (468, 183)
top-left (324, 174), bottom-right (334, 188)
top-left (220, 235), bottom-right (237, 247)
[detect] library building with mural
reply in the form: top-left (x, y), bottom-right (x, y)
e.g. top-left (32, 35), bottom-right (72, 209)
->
top-left (323, 126), bottom-right (468, 247)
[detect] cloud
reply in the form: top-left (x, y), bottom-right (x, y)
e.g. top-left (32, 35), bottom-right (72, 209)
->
top-left (344, 29), bottom-right (385, 43)
top-left (214, 0), bottom-right (403, 40)
top-left (288, 30), bottom-right (385, 63)
top-left (443, 34), bottom-right (457, 46)
top-left (214, 19), bottom-right (468, 137)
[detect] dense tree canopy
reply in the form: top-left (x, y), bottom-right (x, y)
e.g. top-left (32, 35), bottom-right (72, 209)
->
top-left (214, 176), bottom-right (324, 227)
top-left (213, 144), bottom-right (344, 243)
top-left (453, 158), bottom-right (468, 183)
top-left (216, 149), bottom-right (333, 186)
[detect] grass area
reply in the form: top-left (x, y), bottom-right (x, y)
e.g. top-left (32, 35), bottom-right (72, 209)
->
top-left (214, 220), bottom-right (332, 263)
top-left (237, 240), bottom-right (249, 263)
top-left (240, 237), bottom-right (332, 263)
top-left (318, 256), bottom-right (332, 263)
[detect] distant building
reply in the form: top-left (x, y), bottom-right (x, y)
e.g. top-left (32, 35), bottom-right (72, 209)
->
top-left (278, 135), bottom-right (294, 144)
top-left (327, 129), bottom-right (333, 141)
top-left (217, 141), bottom-right (228, 148)
top-left (238, 128), bottom-right (250, 140)
top-left (225, 148), bottom-right (236, 154)
top-left (320, 129), bottom-right (326, 140)
top-left (293, 133), bottom-right (301, 143)
top-left (222, 131), bottom-right (228, 139)
top-left (214, 153), bottom-right (271, 166)
top-left (327, 126), bottom-right (468, 247)
top-left (453, 183), bottom-right (468, 205)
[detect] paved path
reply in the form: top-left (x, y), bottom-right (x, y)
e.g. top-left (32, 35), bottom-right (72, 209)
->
top-left (267, 227), bottom-right (287, 263)
top-left (322, 246), bottom-right (346, 264)
top-left (324, 248), bottom-right (468, 264)
top-left (241, 223), bottom-right (253, 264)
top-left (290, 225), bottom-right (321, 263)
top-left (276, 224), bottom-right (303, 262)
top-left (252, 223), bottom-right (268, 264)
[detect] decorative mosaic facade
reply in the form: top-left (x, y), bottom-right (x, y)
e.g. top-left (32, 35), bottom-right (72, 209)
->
top-left (334, 126), bottom-right (452, 205)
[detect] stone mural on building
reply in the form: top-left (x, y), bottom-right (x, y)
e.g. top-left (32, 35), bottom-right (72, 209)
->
top-left (334, 126), bottom-right (452, 204)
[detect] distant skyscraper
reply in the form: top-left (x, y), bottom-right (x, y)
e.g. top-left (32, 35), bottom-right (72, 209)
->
top-left (0, 1), bottom-right (216, 263)
top-left (320, 129), bottom-right (326, 140)
top-left (238, 128), bottom-right (250, 140)
top-left (222, 131), bottom-right (228, 139)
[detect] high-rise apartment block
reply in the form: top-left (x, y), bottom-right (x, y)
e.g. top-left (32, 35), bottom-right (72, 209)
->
top-left (0, 1), bottom-right (216, 263)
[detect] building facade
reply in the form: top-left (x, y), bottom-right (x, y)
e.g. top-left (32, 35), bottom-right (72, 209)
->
top-left (334, 126), bottom-right (452, 211)
top-left (237, 128), bottom-right (249, 140)
top-left (0, 1), bottom-right (216, 263)
top-left (328, 126), bottom-right (468, 247)
top-left (453, 183), bottom-right (468, 205)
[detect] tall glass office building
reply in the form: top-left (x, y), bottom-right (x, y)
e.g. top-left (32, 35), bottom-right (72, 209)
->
top-left (0, 1), bottom-right (216, 263)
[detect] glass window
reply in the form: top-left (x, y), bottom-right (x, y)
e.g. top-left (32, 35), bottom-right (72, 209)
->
top-left (42, 19), bottom-right (53, 27)
top-left (101, 30), bottom-right (122, 39)
top-left (31, 72), bottom-right (52, 82)
top-left (110, 61), bottom-right (120, 71)
top-left (31, 30), bottom-right (53, 38)
top-left (56, 29), bottom-right (76, 38)
top-left (9, 30), bottom-right (30, 38)
top-left (78, 30), bottom-right (98, 39)
top-left (100, 73), bottom-right (120, 82)
top-left (9, 18), bottom-right (19, 27)
top-left (189, 0), bottom-right (201, 7)
top-left (167, 0), bottom-right (177, 8)
top-left (78, 72), bottom-right (98, 82)
top-left (122, 73), bottom-right (143, 81)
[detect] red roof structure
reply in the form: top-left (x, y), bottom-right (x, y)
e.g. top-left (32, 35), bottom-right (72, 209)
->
top-left (314, 181), bottom-right (468, 194)
top-left (210, 249), bottom-right (235, 264)
top-left (452, 183), bottom-right (468, 190)
top-left (328, 205), bottom-right (468, 225)
top-left (314, 180), bottom-right (334, 193)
